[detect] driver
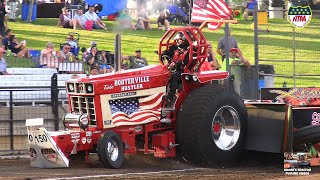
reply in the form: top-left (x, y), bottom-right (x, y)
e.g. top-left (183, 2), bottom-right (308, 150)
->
top-left (161, 32), bottom-right (190, 108)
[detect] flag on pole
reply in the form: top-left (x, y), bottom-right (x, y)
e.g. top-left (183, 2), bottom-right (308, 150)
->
top-left (191, 0), bottom-right (232, 30)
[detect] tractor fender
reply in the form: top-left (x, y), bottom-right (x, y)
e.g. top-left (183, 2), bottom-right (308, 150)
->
top-left (182, 70), bottom-right (228, 84)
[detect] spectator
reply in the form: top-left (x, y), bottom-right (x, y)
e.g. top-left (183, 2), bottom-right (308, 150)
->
top-left (118, 9), bottom-right (136, 30)
top-left (58, 43), bottom-right (75, 62)
top-left (90, 68), bottom-right (99, 76)
top-left (85, 46), bottom-right (100, 74)
top-left (84, 6), bottom-right (108, 30)
top-left (2, 29), bottom-right (12, 50)
top-left (122, 49), bottom-right (148, 69)
top-left (59, 7), bottom-right (84, 30)
top-left (40, 42), bottom-right (59, 68)
top-left (229, 48), bottom-right (251, 68)
top-left (0, 1), bottom-right (7, 43)
top-left (217, 28), bottom-right (250, 71)
top-left (9, 35), bottom-right (30, 58)
top-left (99, 50), bottom-right (114, 73)
top-left (207, 43), bottom-right (220, 70)
top-left (73, 8), bottom-right (87, 30)
top-left (8, 0), bottom-right (17, 22)
top-left (216, 27), bottom-right (239, 61)
top-left (157, 12), bottom-right (170, 31)
top-left (136, 10), bottom-right (151, 30)
top-left (71, 74), bottom-right (80, 79)
top-left (83, 41), bottom-right (97, 60)
top-left (0, 47), bottom-right (10, 75)
top-left (66, 34), bottom-right (78, 49)
top-left (242, 0), bottom-right (257, 21)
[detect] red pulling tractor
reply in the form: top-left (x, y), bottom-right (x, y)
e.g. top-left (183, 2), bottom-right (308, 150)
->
top-left (26, 26), bottom-right (294, 168)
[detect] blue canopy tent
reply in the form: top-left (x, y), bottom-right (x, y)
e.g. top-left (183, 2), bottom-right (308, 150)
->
top-left (85, 0), bottom-right (128, 16)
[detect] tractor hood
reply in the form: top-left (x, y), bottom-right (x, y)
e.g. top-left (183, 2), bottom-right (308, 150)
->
top-left (66, 65), bottom-right (170, 95)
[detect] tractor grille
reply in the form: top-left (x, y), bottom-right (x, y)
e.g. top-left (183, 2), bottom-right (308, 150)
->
top-left (70, 96), bottom-right (96, 125)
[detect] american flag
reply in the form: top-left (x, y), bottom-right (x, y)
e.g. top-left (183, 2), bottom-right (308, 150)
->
top-left (109, 93), bottom-right (165, 126)
top-left (192, 0), bottom-right (232, 30)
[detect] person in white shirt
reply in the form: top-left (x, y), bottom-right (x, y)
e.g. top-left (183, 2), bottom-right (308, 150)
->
top-left (84, 6), bottom-right (107, 30)
top-left (59, 7), bottom-right (84, 30)
top-left (73, 8), bottom-right (87, 29)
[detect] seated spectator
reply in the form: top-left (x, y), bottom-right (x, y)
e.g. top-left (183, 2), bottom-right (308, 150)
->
top-left (59, 7), bottom-right (84, 30)
top-left (40, 42), bottom-right (59, 68)
top-left (73, 8), bottom-right (87, 30)
top-left (9, 35), bottom-right (30, 58)
top-left (0, 48), bottom-right (10, 75)
top-left (85, 46), bottom-right (100, 74)
top-left (118, 9), bottom-right (136, 30)
top-left (243, 0), bottom-right (257, 21)
top-left (99, 50), bottom-right (114, 73)
top-left (136, 10), bottom-right (151, 30)
top-left (122, 49), bottom-right (148, 69)
top-left (2, 29), bottom-right (12, 51)
top-left (84, 6), bottom-right (108, 30)
top-left (82, 41), bottom-right (97, 60)
top-left (58, 43), bottom-right (75, 62)
top-left (157, 12), bottom-right (170, 31)
top-left (66, 34), bottom-right (78, 49)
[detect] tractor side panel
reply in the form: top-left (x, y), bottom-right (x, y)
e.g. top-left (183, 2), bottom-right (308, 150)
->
top-left (244, 103), bottom-right (287, 153)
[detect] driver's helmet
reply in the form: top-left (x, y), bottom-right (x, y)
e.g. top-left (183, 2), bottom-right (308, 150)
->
top-left (174, 32), bottom-right (188, 49)
top-left (174, 32), bottom-right (187, 41)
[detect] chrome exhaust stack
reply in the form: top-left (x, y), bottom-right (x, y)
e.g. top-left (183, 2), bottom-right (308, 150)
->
top-left (114, 33), bottom-right (122, 72)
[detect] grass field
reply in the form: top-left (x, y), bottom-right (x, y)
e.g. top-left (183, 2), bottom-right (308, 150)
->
top-left (6, 17), bottom-right (320, 87)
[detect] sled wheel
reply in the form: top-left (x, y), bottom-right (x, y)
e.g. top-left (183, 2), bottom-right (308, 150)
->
top-left (176, 83), bottom-right (248, 163)
top-left (97, 131), bottom-right (124, 169)
top-left (294, 125), bottom-right (320, 148)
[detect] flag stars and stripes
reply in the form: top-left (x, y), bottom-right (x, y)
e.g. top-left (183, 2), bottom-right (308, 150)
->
top-left (109, 93), bottom-right (165, 126)
top-left (191, 0), bottom-right (232, 30)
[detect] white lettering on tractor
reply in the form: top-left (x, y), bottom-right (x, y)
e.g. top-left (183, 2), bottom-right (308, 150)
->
top-left (114, 76), bottom-right (150, 91)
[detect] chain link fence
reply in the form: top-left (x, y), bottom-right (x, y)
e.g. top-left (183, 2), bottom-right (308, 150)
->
top-left (256, 8), bottom-right (320, 87)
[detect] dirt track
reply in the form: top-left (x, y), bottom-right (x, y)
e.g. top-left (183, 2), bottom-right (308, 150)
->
top-left (0, 152), bottom-right (319, 180)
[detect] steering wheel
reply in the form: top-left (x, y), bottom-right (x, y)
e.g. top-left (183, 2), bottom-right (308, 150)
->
top-left (161, 55), bottom-right (177, 73)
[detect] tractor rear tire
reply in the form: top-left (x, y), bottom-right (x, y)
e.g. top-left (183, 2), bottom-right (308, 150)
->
top-left (97, 131), bottom-right (124, 169)
top-left (294, 125), bottom-right (320, 147)
top-left (176, 84), bottom-right (248, 164)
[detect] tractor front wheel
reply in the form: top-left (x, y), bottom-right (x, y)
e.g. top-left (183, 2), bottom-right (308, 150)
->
top-left (97, 131), bottom-right (124, 169)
